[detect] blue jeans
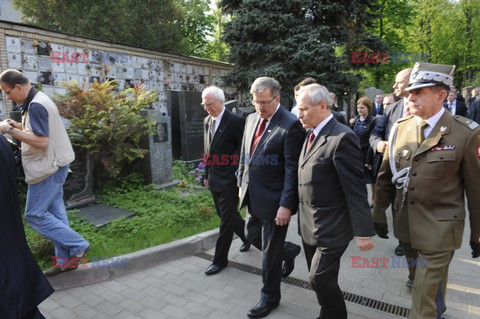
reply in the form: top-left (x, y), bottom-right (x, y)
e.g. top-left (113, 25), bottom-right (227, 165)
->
top-left (25, 166), bottom-right (89, 265)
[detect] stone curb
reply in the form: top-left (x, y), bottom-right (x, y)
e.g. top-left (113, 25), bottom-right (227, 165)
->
top-left (47, 228), bottom-right (218, 290)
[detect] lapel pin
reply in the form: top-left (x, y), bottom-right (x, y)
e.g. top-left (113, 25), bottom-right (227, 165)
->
top-left (267, 130), bottom-right (271, 133)
top-left (440, 126), bottom-right (447, 133)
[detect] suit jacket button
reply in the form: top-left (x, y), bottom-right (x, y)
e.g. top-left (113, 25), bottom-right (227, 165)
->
top-left (409, 186), bottom-right (415, 191)
top-left (412, 172), bottom-right (417, 176)
top-left (414, 157), bottom-right (420, 162)
top-left (409, 200), bottom-right (415, 204)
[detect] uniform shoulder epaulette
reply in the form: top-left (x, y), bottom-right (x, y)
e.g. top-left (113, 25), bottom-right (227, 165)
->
top-left (396, 115), bottom-right (414, 124)
top-left (453, 116), bottom-right (479, 130)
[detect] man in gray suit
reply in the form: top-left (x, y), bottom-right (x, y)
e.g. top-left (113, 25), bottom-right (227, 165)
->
top-left (296, 83), bottom-right (375, 319)
top-left (238, 77), bottom-right (305, 318)
top-left (369, 68), bottom-right (412, 259)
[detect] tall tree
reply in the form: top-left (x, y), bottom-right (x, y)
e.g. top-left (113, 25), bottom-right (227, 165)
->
top-left (13, 0), bottom-right (217, 56)
top-left (220, 0), bottom-right (378, 99)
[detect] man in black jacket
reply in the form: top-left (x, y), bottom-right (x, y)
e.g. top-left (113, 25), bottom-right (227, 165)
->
top-left (202, 86), bottom-right (250, 276)
top-left (0, 134), bottom-right (54, 318)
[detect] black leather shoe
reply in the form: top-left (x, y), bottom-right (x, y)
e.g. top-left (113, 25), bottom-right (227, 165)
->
top-left (247, 300), bottom-right (279, 318)
top-left (405, 279), bottom-right (414, 288)
top-left (204, 264), bottom-right (226, 275)
top-left (395, 243), bottom-right (405, 256)
top-left (239, 242), bottom-right (251, 252)
top-left (282, 245), bottom-right (301, 279)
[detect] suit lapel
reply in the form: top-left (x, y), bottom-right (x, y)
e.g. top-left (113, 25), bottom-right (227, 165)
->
top-left (416, 112), bottom-right (451, 156)
top-left (301, 117), bottom-right (335, 166)
top-left (246, 113), bottom-right (260, 157)
top-left (210, 109), bottom-right (230, 153)
top-left (252, 106), bottom-right (282, 155)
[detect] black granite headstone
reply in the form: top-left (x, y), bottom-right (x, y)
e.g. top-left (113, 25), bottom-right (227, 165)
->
top-left (76, 203), bottom-right (136, 228)
top-left (64, 146), bottom-right (95, 208)
top-left (168, 91), bottom-right (204, 160)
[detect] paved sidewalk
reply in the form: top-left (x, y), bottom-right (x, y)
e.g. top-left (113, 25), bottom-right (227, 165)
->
top-left (39, 207), bottom-right (480, 318)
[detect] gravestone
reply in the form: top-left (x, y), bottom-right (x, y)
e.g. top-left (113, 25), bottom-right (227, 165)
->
top-left (76, 203), bottom-right (136, 228)
top-left (364, 87), bottom-right (385, 104)
top-left (64, 146), bottom-right (95, 208)
top-left (138, 109), bottom-right (172, 184)
top-left (168, 91), bottom-right (204, 160)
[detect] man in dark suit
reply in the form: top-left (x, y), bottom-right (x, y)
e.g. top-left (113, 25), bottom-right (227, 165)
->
top-left (444, 91), bottom-right (467, 116)
top-left (0, 134), bottom-right (54, 318)
top-left (371, 94), bottom-right (384, 116)
top-left (201, 86), bottom-right (250, 276)
top-left (468, 97), bottom-right (480, 124)
top-left (369, 68), bottom-right (412, 260)
top-left (296, 84), bottom-right (375, 319)
top-left (238, 77), bottom-right (305, 318)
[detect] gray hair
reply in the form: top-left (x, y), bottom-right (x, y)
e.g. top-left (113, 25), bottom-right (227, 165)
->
top-left (250, 77), bottom-right (281, 97)
top-left (298, 84), bottom-right (332, 109)
top-left (0, 69), bottom-right (29, 87)
top-left (202, 85), bottom-right (225, 102)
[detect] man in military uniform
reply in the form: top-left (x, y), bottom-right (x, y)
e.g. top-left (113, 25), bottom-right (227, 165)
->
top-left (373, 62), bottom-right (480, 319)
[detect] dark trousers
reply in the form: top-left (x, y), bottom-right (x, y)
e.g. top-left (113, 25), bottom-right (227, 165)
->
top-left (303, 242), bottom-right (349, 319)
top-left (245, 210), bottom-right (298, 304)
top-left (211, 190), bottom-right (247, 266)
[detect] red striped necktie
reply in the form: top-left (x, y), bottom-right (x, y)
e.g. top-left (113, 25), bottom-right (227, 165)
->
top-left (251, 119), bottom-right (268, 153)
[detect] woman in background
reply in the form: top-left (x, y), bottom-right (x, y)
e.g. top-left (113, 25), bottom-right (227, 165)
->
top-left (351, 97), bottom-right (377, 206)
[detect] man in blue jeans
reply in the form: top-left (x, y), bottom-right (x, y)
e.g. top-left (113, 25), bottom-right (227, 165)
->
top-left (0, 69), bottom-right (90, 276)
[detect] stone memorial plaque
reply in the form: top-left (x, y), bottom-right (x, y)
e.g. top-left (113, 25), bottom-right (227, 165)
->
top-left (187, 65), bottom-right (193, 74)
top-left (65, 61), bottom-right (77, 73)
top-left (90, 66), bottom-right (101, 77)
top-left (23, 55), bottom-right (38, 70)
top-left (77, 63), bottom-right (88, 75)
top-left (106, 65), bottom-right (116, 77)
top-left (132, 56), bottom-right (142, 68)
top-left (54, 73), bottom-right (67, 86)
top-left (149, 71), bottom-right (158, 82)
top-left (64, 147), bottom-right (95, 208)
top-left (126, 67), bottom-right (134, 79)
top-left (38, 57), bottom-right (51, 71)
top-left (168, 90), bottom-right (204, 160)
top-left (6, 37), bottom-right (21, 52)
top-left (76, 204), bottom-right (136, 228)
top-left (117, 79), bottom-right (125, 90)
top-left (7, 53), bottom-right (22, 68)
top-left (204, 67), bottom-right (210, 75)
top-left (173, 63), bottom-right (180, 73)
top-left (54, 87), bottom-right (67, 95)
top-left (22, 40), bottom-right (35, 54)
top-left (51, 61), bottom-right (65, 73)
top-left (42, 86), bottom-right (55, 98)
top-left (24, 71), bottom-right (38, 84)
top-left (51, 43), bottom-right (63, 52)
top-left (141, 69), bottom-right (149, 80)
top-left (134, 68), bottom-right (142, 79)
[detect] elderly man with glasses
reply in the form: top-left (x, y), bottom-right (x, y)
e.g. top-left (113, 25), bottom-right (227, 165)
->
top-left (237, 77), bottom-right (305, 318)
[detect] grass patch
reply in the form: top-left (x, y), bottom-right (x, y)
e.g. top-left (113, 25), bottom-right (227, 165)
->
top-left (24, 162), bottom-right (218, 270)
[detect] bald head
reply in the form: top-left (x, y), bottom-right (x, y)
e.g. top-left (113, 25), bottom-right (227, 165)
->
top-left (393, 68), bottom-right (412, 98)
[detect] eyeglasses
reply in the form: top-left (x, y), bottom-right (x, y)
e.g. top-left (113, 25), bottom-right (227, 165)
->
top-left (3, 85), bottom-right (17, 96)
top-left (252, 96), bottom-right (277, 107)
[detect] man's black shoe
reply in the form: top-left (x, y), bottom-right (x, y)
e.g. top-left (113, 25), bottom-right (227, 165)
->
top-left (282, 245), bottom-right (301, 279)
top-left (247, 300), bottom-right (279, 318)
top-left (395, 243), bottom-right (405, 256)
top-left (239, 242), bottom-right (251, 252)
top-left (204, 264), bottom-right (226, 275)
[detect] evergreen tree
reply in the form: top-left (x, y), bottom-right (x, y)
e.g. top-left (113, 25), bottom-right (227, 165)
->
top-left (220, 0), bottom-right (378, 99)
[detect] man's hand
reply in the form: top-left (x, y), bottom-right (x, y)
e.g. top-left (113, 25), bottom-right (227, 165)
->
top-left (275, 206), bottom-right (292, 226)
top-left (471, 241), bottom-right (480, 258)
top-left (0, 121), bottom-right (12, 134)
top-left (376, 140), bottom-right (388, 154)
top-left (203, 178), bottom-right (209, 189)
top-left (374, 223), bottom-right (389, 239)
top-left (355, 237), bottom-right (375, 252)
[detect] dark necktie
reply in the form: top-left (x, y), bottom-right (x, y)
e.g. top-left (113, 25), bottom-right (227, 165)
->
top-left (306, 131), bottom-right (315, 152)
top-left (417, 121), bottom-right (428, 146)
top-left (251, 119), bottom-right (268, 154)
